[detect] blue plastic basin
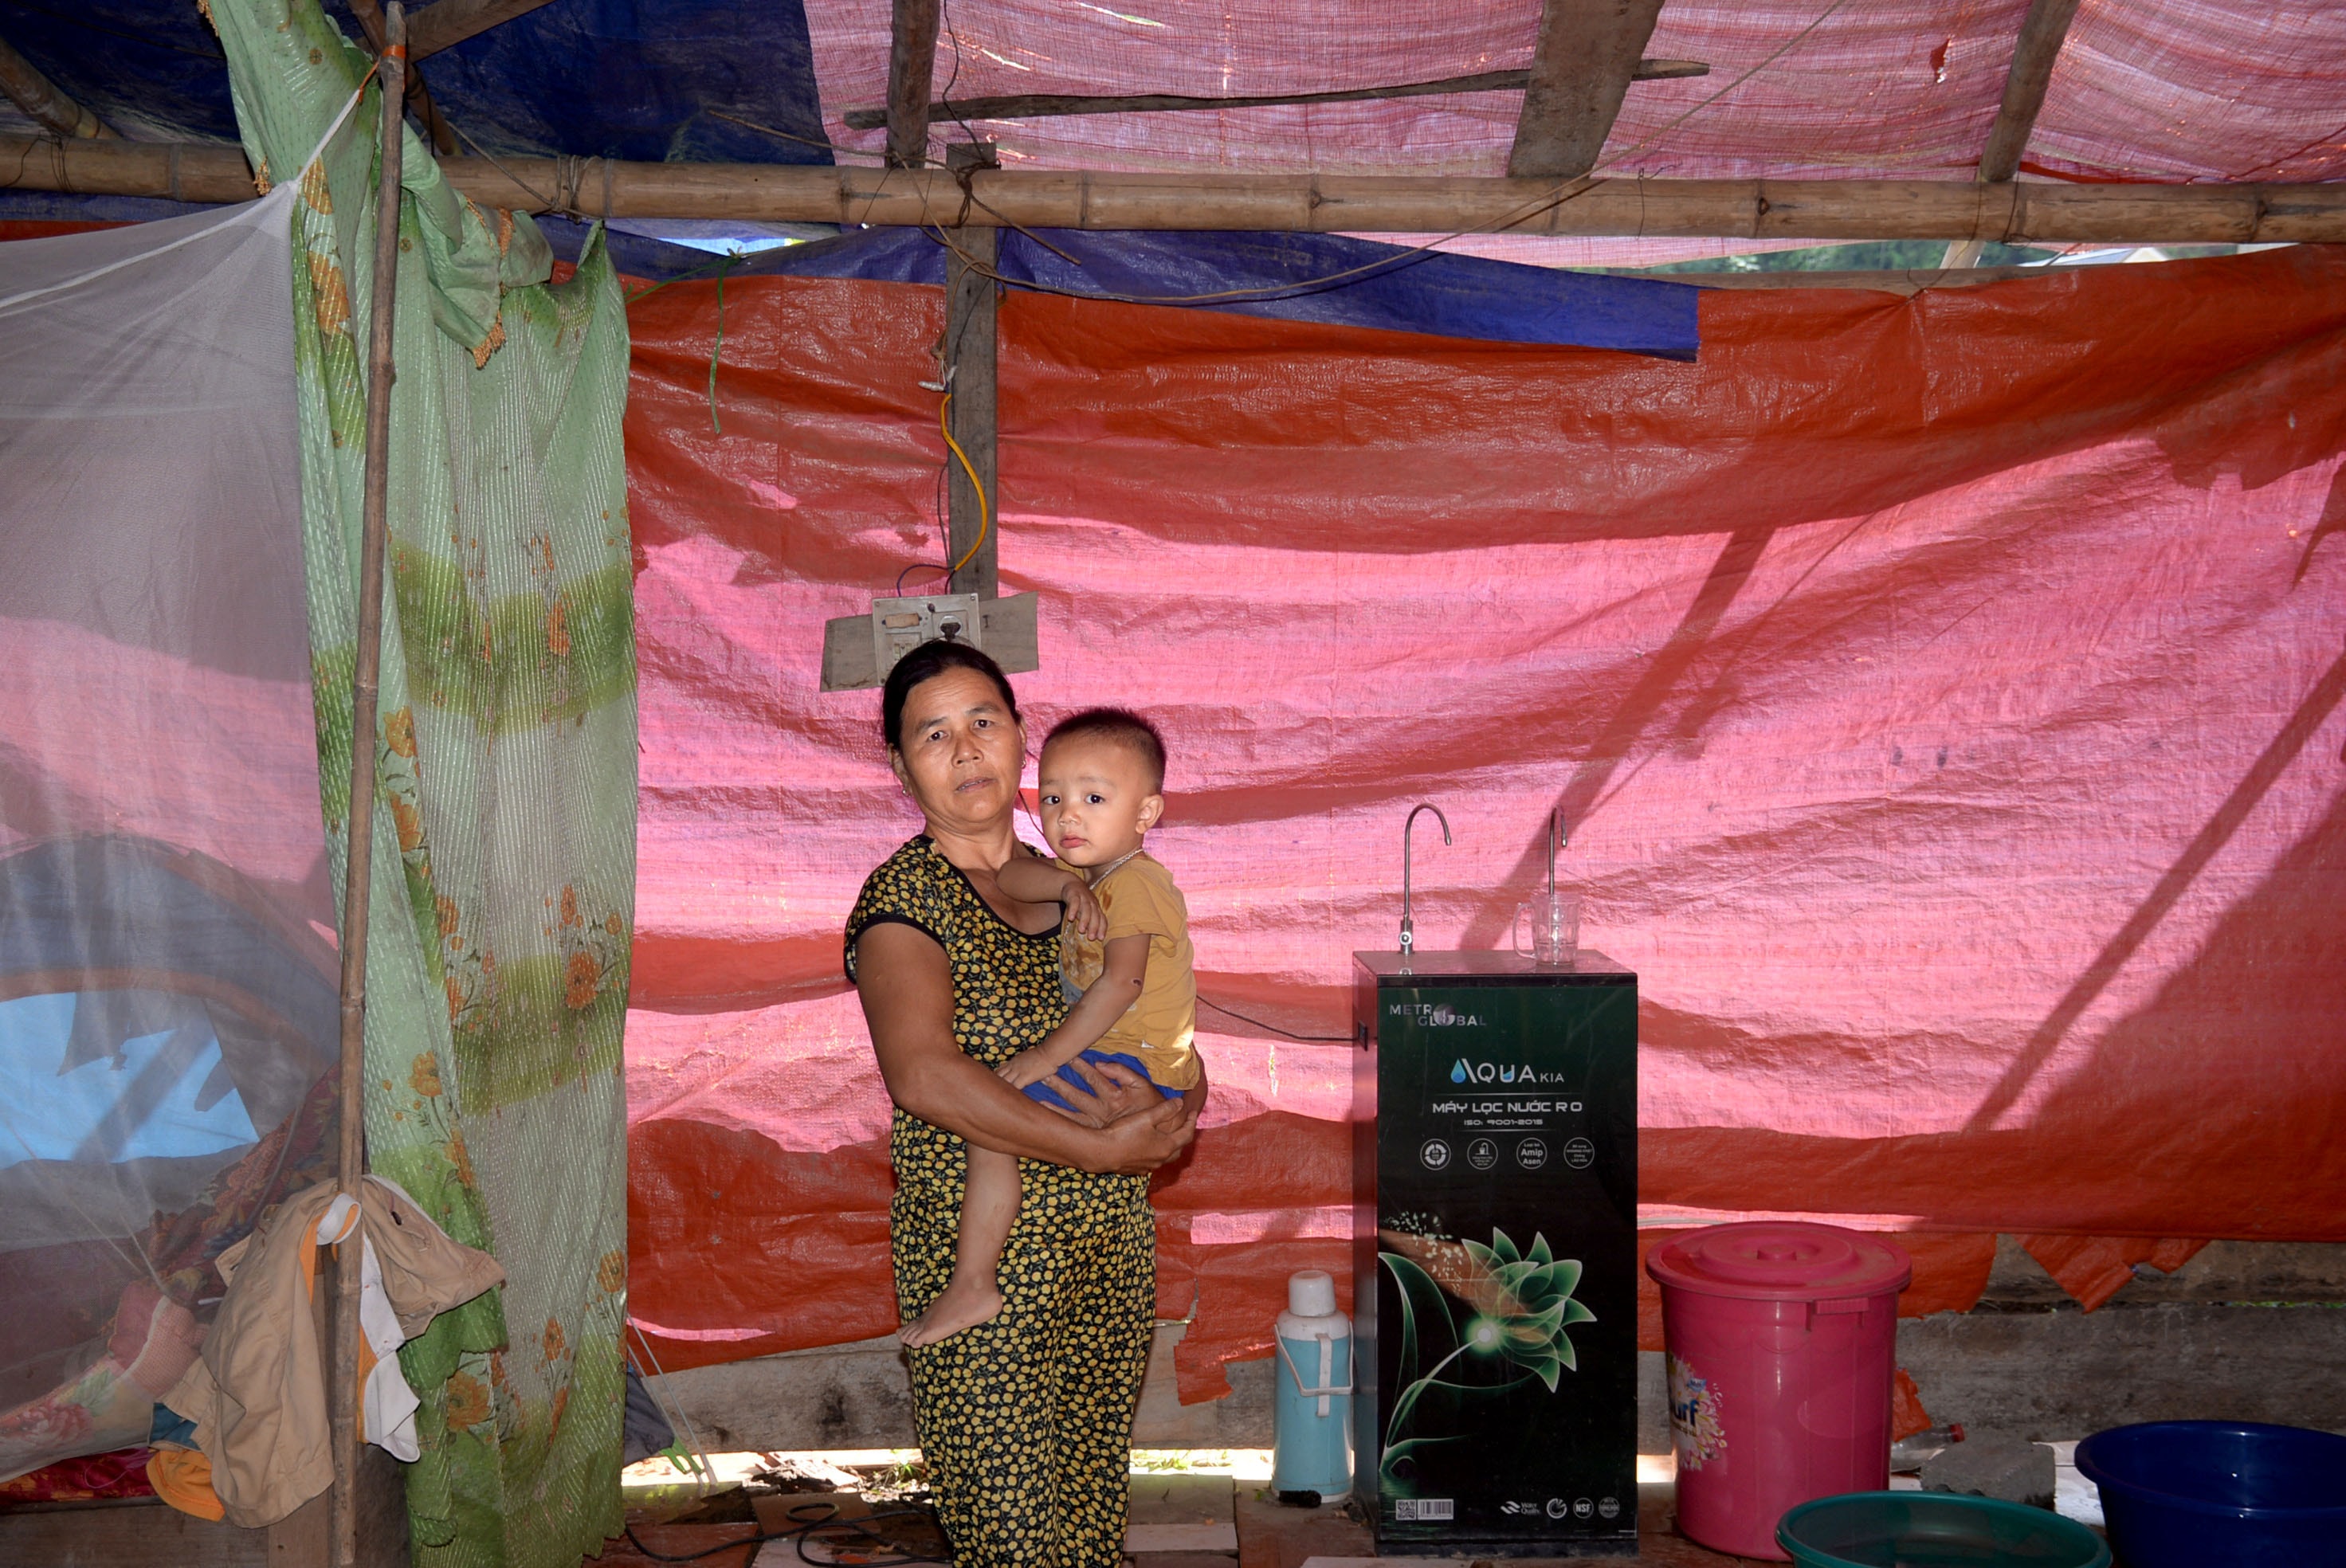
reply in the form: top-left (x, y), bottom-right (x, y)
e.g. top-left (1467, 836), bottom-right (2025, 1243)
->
top-left (2074, 1421), bottom-right (2346, 1568)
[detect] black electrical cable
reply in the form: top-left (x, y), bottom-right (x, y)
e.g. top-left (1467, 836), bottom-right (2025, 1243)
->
top-left (1196, 995), bottom-right (1348, 1043)
top-left (624, 1498), bottom-right (953, 1566)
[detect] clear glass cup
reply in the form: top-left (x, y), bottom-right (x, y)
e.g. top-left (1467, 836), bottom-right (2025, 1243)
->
top-left (1514, 892), bottom-right (1581, 969)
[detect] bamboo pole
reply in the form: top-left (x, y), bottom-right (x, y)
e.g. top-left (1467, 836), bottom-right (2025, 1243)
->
top-left (1980, 0), bottom-right (2082, 184)
top-left (0, 33), bottom-right (116, 138)
top-left (6, 134), bottom-right (2345, 242)
top-left (1947, 0), bottom-right (2084, 267)
top-left (837, 61), bottom-right (1708, 131)
top-left (328, 10), bottom-right (404, 1567)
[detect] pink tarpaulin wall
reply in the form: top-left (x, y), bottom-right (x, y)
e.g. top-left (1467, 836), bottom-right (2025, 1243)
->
top-left (798, 0), bottom-right (2346, 267)
top-left (620, 246), bottom-right (2346, 1397)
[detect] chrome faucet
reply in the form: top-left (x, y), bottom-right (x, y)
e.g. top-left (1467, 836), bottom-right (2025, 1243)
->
top-left (1400, 802), bottom-right (1451, 967)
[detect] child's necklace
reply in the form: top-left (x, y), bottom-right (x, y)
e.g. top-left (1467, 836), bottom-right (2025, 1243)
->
top-left (1088, 848), bottom-right (1144, 888)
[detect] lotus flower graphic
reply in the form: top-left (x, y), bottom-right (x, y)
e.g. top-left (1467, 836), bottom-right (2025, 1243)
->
top-left (1457, 1229), bottom-right (1595, 1392)
top-left (1377, 1225), bottom-right (1595, 1493)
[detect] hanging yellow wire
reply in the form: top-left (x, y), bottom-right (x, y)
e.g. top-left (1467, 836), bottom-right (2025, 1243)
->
top-left (939, 392), bottom-right (990, 578)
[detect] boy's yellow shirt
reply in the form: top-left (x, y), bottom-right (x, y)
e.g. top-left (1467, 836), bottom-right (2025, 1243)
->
top-left (1057, 850), bottom-right (1199, 1090)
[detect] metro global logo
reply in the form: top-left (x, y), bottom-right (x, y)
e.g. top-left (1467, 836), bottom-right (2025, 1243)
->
top-left (1390, 1001), bottom-right (1484, 1027)
top-left (1451, 1058), bottom-right (1538, 1084)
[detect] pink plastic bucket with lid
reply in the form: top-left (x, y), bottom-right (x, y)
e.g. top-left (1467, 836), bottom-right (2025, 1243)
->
top-left (1647, 1222), bottom-right (1912, 1560)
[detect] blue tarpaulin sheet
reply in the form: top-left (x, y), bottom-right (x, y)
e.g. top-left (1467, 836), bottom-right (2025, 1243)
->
top-left (0, 0), bottom-right (833, 163)
top-left (609, 224), bottom-right (1702, 358)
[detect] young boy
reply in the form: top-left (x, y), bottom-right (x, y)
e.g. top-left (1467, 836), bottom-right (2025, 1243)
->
top-left (896, 708), bottom-right (1199, 1347)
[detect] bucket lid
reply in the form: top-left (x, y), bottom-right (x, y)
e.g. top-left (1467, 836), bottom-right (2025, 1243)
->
top-left (1646, 1222), bottom-right (1912, 1301)
top-left (1288, 1270), bottom-right (1338, 1317)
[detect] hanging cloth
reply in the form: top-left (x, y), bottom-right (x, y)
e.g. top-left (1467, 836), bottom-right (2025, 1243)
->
top-left (163, 1175), bottom-right (503, 1529)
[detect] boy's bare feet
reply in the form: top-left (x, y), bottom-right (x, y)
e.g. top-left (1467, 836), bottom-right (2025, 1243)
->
top-left (898, 1278), bottom-right (1004, 1347)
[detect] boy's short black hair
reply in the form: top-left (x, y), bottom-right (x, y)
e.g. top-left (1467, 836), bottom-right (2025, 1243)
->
top-left (1044, 708), bottom-right (1167, 793)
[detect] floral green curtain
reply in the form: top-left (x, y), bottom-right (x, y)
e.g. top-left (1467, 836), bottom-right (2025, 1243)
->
top-left (210, 1), bottom-right (634, 1561)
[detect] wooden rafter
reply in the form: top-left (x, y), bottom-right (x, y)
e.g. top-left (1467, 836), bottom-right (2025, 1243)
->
top-left (1944, 0), bottom-right (2082, 265)
top-left (1980, 0), bottom-right (2081, 182)
top-left (841, 61), bottom-right (1706, 131)
top-left (407, 0), bottom-right (563, 61)
top-left (1508, 0), bottom-right (1666, 180)
top-left (346, 0), bottom-right (457, 154)
top-left (0, 33), bottom-right (114, 139)
top-left (10, 139), bottom-right (2342, 243)
top-left (885, 0), bottom-right (942, 169)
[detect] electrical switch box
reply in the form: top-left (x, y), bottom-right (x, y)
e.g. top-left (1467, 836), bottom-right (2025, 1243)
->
top-left (819, 590), bottom-right (1040, 692)
top-left (870, 593), bottom-right (981, 681)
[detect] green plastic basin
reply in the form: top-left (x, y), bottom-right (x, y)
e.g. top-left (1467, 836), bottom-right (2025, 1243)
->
top-left (1777, 1491), bottom-right (2110, 1568)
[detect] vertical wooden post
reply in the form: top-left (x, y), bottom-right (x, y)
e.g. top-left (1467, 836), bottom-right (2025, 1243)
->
top-left (330, 8), bottom-right (404, 1566)
top-left (943, 178), bottom-right (997, 600)
top-left (884, 0), bottom-right (941, 168)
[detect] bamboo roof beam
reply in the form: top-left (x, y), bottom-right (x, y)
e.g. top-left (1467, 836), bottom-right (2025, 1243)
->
top-left (1981, 0), bottom-right (2081, 182)
top-left (406, 0), bottom-right (563, 61)
top-left (1508, 0), bottom-right (1666, 180)
top-left (1946, 0), bottom-right (2083, 268)
top-left (0, 33), bottom-right (116, 139)
top-left (884, 0), bottom-right (941, 169)
top-left (841, 61), bottom-right (1707, 130)
top-left (6, 139), bottom-right (2343, 244)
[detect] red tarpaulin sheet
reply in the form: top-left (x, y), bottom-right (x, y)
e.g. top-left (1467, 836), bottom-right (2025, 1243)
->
top-left (622, 246), bottom-right (2346, 1397)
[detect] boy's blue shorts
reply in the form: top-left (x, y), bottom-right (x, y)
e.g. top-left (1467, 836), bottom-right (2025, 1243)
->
top-left (1022, 1049), bottom-right (1186, 1114)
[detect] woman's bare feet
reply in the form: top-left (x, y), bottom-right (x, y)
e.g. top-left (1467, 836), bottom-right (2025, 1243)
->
top-left (899, 1278), bottom-right (1004, 1347)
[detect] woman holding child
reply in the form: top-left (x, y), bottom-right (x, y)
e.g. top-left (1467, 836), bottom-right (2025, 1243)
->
top-left (845, 641), bottom-right (1204, 1568)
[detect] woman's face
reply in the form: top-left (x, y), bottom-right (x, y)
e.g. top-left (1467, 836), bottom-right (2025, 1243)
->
top-left (889, 667), bottom-right (1026, 837)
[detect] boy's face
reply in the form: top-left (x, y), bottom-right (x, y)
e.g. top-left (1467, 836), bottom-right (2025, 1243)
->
top-left (1037, 734), bottom-right (1163, 870)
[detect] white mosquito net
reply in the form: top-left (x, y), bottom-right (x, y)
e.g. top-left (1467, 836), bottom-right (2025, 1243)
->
top-left (0, 186), bottom-right (339, 1483)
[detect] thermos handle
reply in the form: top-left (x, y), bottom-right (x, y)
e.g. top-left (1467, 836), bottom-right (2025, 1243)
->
top-left (1277, 1330), bottom-right (1354, 1418)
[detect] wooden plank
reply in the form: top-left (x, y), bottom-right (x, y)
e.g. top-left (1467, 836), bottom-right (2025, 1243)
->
top-left (1508, 0), bottom-right (1666, 180)
top-left (820, 611), bottom-right (879, 692)
top-left (1978, 1235), bottom-right (2346, 1307)
top-left (942, 165), bottom-right (998, 600)
top-left (1897, 1301), bottom-right (2346, 1437)
top-left (884, 0), bottom-right (942, 169)
top-left (0, 1444), bottom-right (406, 1568)
top-left (979, 593), bottom-right (1038, 675)
top-left (7, 139), bottom-right (2344, 242)
top-left (0, 32), bottom-right (114, 138)
top-left (0, 1501), bottom-right (268, 1568)
top-left (1979, 0), bottom-right (2081, 182)
top-left (839, 61), bottom-right (1707, 131)
top-left (406, 0), bottom-right (562, 61)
